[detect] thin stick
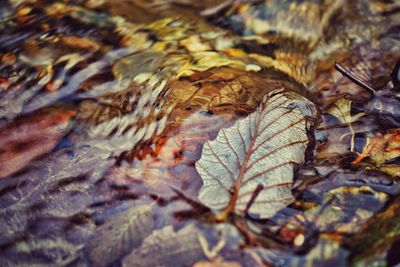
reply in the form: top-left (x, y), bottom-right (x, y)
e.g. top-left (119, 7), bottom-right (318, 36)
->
top-left (335, 62), bottom-right (376, 94)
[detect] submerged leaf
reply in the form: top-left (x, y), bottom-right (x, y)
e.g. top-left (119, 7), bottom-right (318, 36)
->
top-left (353, 129), bottom-right (400, 176)
top-left (0, 145), bottom-right (113, 266)
top-left (122, 222), bottom-right (242, 267)
top-left (300, 186), bottom-right (388, 236)
top-left (327, 98), bottom-right (365, 125)
top-left (0, 109), bottom-right (76, 178)
top-left (327, 98), bottom-right (365, 152)
top-left (86, 203), bottom-right (154, 267)
top-left (122, 224), bottom-right (205, 267)
top-left (196, 89), bottom-right (318, 219)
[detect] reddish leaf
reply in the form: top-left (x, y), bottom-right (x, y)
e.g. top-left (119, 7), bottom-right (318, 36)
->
top-left (0, 109), bottom-right (76, 178)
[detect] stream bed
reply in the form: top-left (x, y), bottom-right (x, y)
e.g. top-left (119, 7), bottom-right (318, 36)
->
top-left (0, 1), bottom-right (400, 266)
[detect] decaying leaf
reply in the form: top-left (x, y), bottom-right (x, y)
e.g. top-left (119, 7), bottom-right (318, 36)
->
top-left (302, 186), bottom-right (388, 235)
top-left (196, 89), bottom-right (318, 219)
top-left (0, 108), bottom-right (76, 178)
top-left (87, 203), bottom-right (154, 267)
top-left (309, 43), bottom-right (393, 109)
top-left (61, 36), bottom-right (100, 52)
top-left (327, 98), bottom-right (365, 152)
top-left (327, 99), bottom-right (365, 125)
top-left (122, 224), bottom-right (205, 267)
top-left (353, 129), bottom-right (400, 176)
top-left (195, 230), bottom-right (243, 266)
top-left (356, 130), bottom-right (400, 165)
top-left (122, 222), bottom-right (243, 267)
top-left (0, 145), bottom-right (114, 266)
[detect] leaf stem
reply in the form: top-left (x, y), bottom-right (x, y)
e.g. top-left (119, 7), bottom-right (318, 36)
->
top-left (349, 122), bottom-right (356, 152)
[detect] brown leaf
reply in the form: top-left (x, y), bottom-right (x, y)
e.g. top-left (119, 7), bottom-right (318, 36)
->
top-left (353, 129), bottom-right (400, 176)
top-left (0, 109), bottom-right (76, 178)
top-left (61, 36), bottom-right (100, 52)
top-left (369, 130), bottom-right (400, 164)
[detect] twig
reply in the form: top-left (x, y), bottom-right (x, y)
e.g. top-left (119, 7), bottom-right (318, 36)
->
top-left (335, 62), bottom-right (376, 94)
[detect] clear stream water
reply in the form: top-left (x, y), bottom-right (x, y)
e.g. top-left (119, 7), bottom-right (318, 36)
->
top-left (0, 0), bottom-right (400, 266)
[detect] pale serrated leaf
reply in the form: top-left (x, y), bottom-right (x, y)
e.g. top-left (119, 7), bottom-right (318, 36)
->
top-left (196, 89), bottom-right (318, 219)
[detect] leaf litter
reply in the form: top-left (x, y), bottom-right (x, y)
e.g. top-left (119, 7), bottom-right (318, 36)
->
top-left (0, 0), bottom-right (400, 266)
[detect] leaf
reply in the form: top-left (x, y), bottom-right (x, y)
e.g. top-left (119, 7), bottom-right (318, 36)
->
top-left (196, 89), bottom-right (318, 219)
top-left (327, 98), bottom-right (365, 152)
top-left (310, 44), bottom-right (388, 109)
top-left (301, 186), bottom-right (388, 235)
top-left (112, 51), bottom-right (164, 80)
top-left (122, 222), bottom-right (242, 267)
top-left (361, 130), bottom-right (400, 165)
top-left (313, 186), bottom-right (388, 234)
top-left (122, 224), bottom-right (205, 267)
top-left (180, 35), bottom-right (212, 52)
top-left (61, 36), bottom-right (100, 52)
top-left (174, 51), bottom-right (247, 78)
top-left (353, 129), bottom-right (400, 176)
top-left (87, 203), bottom-right (154, 267)
top-left (327, 98), bottom-right (365, 125)
top-left (0, 108), bottom-right (76, 178)
top-left (0, 145), bottom-right (114, 265)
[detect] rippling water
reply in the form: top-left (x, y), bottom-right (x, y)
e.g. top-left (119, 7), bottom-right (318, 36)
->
top-left (0, 1), bottom-right (400, 266)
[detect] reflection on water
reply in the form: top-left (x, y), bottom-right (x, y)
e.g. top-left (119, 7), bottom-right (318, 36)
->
top-left (0, 0), bottom-right (400, 266)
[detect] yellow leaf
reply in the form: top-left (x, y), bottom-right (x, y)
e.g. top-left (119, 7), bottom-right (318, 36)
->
top-left (221, 48), bottom-right (247, 58)
top-left (180, 35), bottom-right (211, 52)
top-left (328, 98), bottom-right (365, 152)
top-left (327, 98), bottom-right (365, 125)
